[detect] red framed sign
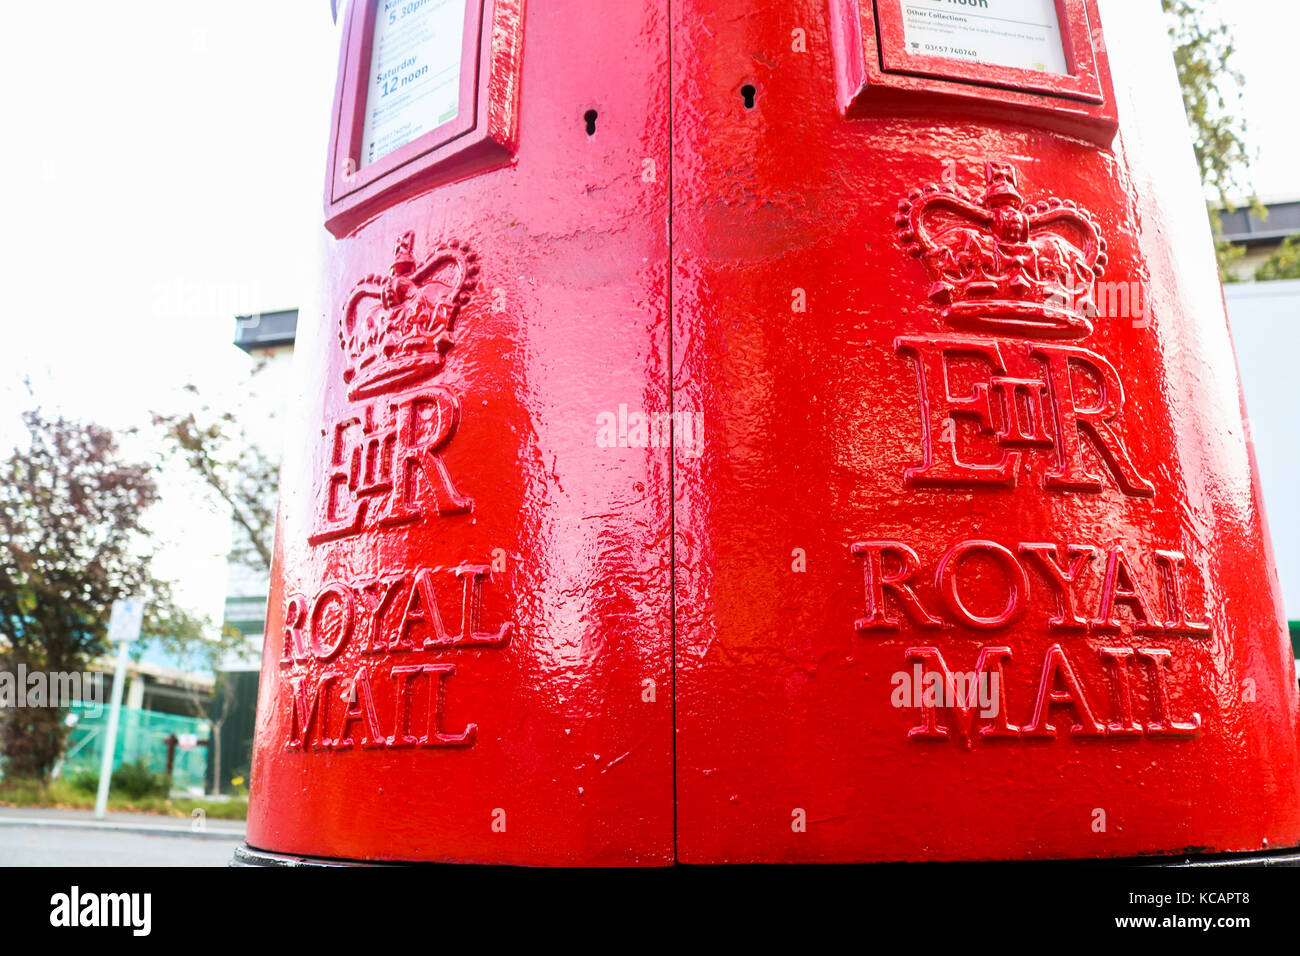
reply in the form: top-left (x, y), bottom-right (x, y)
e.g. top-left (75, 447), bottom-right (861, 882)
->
top-left (830, 0), bottom-right (1117, 141)
top-left (325, 0), bottom-right (524, 237)
top-left (877, 0), bottom-right (1103, 102)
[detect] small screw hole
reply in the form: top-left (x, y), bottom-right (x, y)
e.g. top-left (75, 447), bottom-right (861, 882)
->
top-left (741, 84), bottom-right (756, 109)
top-left (584, 109), bottom-right (597, 135)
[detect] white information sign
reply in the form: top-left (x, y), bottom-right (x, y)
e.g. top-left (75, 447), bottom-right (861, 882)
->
top-left (361, 0), bottom-right (468, 168)
top-left (899, 0), bottom-right (1069, 75)
top-left (106, 598), bottom-right (145, 644)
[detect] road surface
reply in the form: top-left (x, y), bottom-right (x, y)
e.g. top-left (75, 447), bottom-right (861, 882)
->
top-left (0, 806), bottom-right (244, 866)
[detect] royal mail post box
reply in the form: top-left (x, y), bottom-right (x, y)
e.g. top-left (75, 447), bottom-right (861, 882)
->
top-left (240, 0), bottom-right (1300, 865)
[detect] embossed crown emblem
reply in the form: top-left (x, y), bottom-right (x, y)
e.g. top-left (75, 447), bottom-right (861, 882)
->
top-left (339, 231), bottom-right (479, 399)
top-left (897, 161), bottom-right (1108, 339)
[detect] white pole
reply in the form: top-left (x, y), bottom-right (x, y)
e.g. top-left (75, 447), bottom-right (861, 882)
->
top-left (93, 639), bottom-right (130, 819)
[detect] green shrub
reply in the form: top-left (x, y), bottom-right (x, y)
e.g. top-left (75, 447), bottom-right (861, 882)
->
top-left (110, 759), bottom-right (170, 799)
top-left (67, 769), bottom-right (100, 794)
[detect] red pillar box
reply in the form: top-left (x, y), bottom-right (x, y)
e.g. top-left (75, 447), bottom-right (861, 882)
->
top-left (242, 0), bottom-right (1300, 864)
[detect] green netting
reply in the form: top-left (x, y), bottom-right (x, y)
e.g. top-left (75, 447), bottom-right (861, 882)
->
top-left (58, 702), bottom-right (211, 795)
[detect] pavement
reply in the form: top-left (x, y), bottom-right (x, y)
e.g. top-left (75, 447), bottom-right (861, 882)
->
top-left (0, 805), bottom-right (245, 866)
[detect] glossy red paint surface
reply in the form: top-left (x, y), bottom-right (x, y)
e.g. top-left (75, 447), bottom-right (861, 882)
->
top-left (247, 0), bottom-right (1300, 863)
top-left (248, 0), bottom-right (674, 865)
top-left (671, 0), bottom-right (1300, 863)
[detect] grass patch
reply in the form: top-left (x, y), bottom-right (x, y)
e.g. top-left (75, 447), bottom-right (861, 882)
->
top-left (0, 777), bottom-right (248, 820)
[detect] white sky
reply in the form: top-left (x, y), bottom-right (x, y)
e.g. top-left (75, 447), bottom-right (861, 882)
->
top-left (0, 3), bottom-right (341, 624)
top-left (1215, 1), bottom-right (1300, 201)
top-left (0, 2), bottom-right (1294, 627)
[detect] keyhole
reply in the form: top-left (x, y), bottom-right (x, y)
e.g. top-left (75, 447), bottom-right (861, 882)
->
top-left (741, 84), bottom-right (756, 109)
top-left (584, 109), bottom-right (597, 135)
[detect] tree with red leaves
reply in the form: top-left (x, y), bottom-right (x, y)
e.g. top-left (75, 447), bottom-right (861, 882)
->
top-left (0, 408), bottom-right (206, 781)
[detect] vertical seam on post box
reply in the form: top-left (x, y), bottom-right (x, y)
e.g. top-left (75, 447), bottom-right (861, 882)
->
top-left (667, 0), bottom-right (678, 864)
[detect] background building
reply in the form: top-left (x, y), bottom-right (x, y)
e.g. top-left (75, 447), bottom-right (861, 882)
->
top-left (223, 309), bottom-right (298, 645)
top-left (209, 308), bottom-right (297, 793)
top-left (1221, 198), bottom-right (1300, 280)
